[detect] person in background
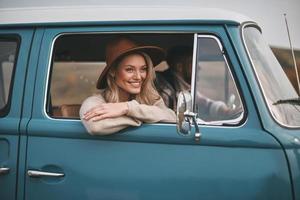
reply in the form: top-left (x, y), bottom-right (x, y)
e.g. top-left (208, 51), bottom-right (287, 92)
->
top-left (155, 45), bottom-right (237, 121)
top-left (80, 37), bottom-right (176, 135)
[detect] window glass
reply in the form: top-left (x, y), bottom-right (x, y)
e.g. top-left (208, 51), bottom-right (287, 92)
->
top-left (0, 39), bottom-right (18, 114)
top-left (194, 36), bottom-right (244, 124)
top-left (48, 33), bottom-right (194, 119)
top-left (49, 35), bottom-right (103, 118)
top-left (243, 26), bottom-right (300, 127)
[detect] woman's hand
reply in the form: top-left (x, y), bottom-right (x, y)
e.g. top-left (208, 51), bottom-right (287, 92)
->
top-left (83, 102), bottom-right (129, 122)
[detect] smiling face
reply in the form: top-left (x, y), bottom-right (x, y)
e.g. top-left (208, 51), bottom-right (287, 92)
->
top-left (114, 53), bottom-right (148, 98)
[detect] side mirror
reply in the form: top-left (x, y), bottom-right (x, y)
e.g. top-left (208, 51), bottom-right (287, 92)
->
top-left (176, 91), bottom-right (193, 136)
top-left (176, 91), bottom-right (201, 141)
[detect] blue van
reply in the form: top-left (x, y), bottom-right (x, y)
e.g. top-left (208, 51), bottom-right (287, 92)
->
top-left (0, 6), bottom-right (299, 200)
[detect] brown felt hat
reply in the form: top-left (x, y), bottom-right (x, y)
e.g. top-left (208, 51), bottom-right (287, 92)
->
top-left (96, 37), bottom-right (165, 89)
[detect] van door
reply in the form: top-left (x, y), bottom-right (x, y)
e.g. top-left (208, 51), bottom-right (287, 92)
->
top-left (0, 29), bottom-right (34, 200)
top-left (24, 25), bottom-right (292, 200)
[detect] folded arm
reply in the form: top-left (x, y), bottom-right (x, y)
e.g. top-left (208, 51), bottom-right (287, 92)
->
top-left (126, 98), bottom-right (176, 123)
top-left (80, 95), bottom-right (141, 135)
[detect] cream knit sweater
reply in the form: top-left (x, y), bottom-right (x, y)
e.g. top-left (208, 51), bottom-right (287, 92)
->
top-left (80, 93), bottom-right (176, 135)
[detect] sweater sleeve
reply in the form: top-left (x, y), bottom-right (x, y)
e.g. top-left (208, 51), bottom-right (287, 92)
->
top-left (126, 98), bottom-right (176, 123)
top-left (196, 91), bottom-right (228, 119)
top-left (80, 95), bottom-right (142, 135)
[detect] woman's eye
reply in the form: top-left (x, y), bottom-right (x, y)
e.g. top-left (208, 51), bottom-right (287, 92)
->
top-left (141, 67), bottom-right (147, 72)
top-left (125, 68), bottom-right (134, 72)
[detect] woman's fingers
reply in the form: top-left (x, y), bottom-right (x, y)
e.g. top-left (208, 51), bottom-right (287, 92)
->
top-left (83, 102), bottom-right (128, 121)
top-left (91, 113), bottom-right (111, 122)
top-left (84, 106), bottom-right (106, 120)
top-left (84, 110), bottom-right (98, 120)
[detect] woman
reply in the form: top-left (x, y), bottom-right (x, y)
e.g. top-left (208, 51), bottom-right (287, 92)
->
top-left (80, 37), bottom-right (176, 135)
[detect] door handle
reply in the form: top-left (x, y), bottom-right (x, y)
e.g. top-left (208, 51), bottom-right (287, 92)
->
top-left (0, 167), bottom-right (10, 175)
top-left (27, 170), bottom-right (65, 178)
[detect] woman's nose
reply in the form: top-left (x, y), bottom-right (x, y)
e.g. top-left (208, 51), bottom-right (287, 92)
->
top-left (133, 71), bottom-right (141, 79)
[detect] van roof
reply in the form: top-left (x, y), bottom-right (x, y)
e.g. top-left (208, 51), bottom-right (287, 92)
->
top-left (0, 6), bottom-right (254, 26)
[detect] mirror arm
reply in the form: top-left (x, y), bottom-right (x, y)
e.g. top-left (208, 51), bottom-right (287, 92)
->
top-left (184, 111), bottom-right (201, 142)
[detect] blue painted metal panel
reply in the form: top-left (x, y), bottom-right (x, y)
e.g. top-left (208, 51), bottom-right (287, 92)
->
top-left (227, 25), bottom-right (300, 199)
top-left (20, 28), bottom-right (45, 135)
top-left (0, 29), bottom-right (34, 135)
top-left (0, 29), bottom-right (34, 200)
top-left (25, 136), bottom-right (291, 200)
top-left (286, 147), bottom-right (300, 200)
top-left (27, 120), bottom-right (281, 148)
top-left (17, 28), bottom-right (45, 200)
top-left (25, 24), bottom-right (293, 199)
top-left (0, 136), bottom-right (19, 200)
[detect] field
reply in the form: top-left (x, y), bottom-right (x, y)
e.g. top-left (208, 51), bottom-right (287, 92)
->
top-left (272, 47), bottom-right (300, 94)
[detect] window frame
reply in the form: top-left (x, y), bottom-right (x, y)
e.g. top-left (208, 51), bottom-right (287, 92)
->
top-left (45, 31), bottom-right (196, 122)
top-left (241, 23), bottom-right (300, 129)
top-left (192, 34), bottom-right (246, 126)
top-left (44, 30), bottom-right (246, 128)
top-left (0, 35), bottom-right (21, 117)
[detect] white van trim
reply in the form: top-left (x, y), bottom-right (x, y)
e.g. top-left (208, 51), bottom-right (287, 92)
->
top-left (0, 6), bottom-right (253, 25)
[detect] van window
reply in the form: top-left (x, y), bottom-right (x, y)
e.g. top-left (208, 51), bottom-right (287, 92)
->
top-left (47, 33), bottom-right (194, 119)
top-left (243, 26), bottom-right (300, 127)
top-left (0, 38), bottom-right (19, 116)
top-left (194, 36), bottom-right (244, 123)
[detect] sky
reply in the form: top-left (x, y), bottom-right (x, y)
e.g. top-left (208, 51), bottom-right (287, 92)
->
top-left (0, 0), bottom-right (299, 49)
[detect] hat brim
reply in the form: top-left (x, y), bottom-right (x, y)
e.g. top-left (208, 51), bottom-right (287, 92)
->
top-left (97, 46), bottom-right (165, 89)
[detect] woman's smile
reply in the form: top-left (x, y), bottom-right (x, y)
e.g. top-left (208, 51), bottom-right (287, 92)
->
top-left (128, 81), bottom-right (142, 87)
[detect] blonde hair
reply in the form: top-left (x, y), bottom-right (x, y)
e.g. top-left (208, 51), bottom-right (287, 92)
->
top-left (104, 52), bottom-right (160, 105)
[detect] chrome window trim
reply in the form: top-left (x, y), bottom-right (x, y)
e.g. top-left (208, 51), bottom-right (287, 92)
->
top-left (194, 34), bottom-right (246, 127)
top-left (198, 117), bottom-right (247, 129)
top-left (241, 22), bottom-right (300, 128)
top-left (190, 33), bottom-right (198, 108)
top-left (43, 32), bottom-right (59, 121)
